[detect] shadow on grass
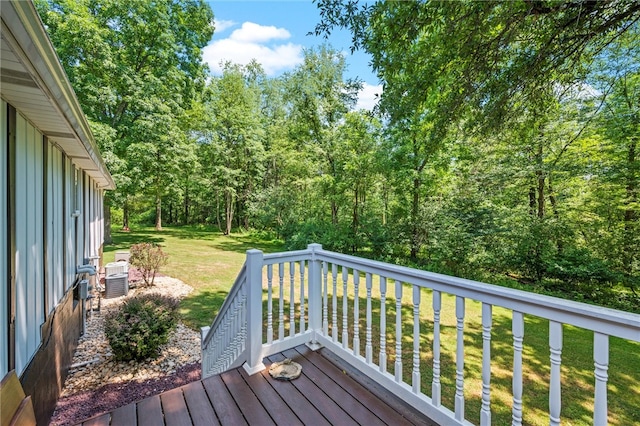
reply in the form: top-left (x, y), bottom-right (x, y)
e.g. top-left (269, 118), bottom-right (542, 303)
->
top-left (105, 225), bottom-right (284, 255)
top-left (104, 229), bottom-right (165, 254)
top-left (179, 289), bottom-right (231, 330)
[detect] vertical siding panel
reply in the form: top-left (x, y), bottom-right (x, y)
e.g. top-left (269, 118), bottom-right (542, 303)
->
top-left (65, 160), bottom-right (75, 290)
top-left (33, 125), bottom-right (44, 352)
top-left (55, 149), bottom-right (63, 302)
top-left (15, 114), bottom-right (27, 373)
top-left (75, 169), bottom-right (83, 265)
top-left (0, 100), bottom-right (7, 377)
top-left (47, 143), bottom-right (54, 313)
top-left (84, 173), bottom-right (90, 258)
top-left (47, 145), bottom-right (65, 307)
top-left (26, 117), bottom-right (35, 359)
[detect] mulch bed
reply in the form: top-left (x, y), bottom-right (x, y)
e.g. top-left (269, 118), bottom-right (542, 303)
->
top-left (49, 362), bottom-right (201, 425)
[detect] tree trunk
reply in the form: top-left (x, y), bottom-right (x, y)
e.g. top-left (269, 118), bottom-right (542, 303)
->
top-left (548, 176), bottom-right (563, 254)
top-left (352, 186), bottom-right (359, 253)
top-left (331, 201), bottom-right (339, 225)
top-left (410, 177), bottom-right (421, 260)
top-left (225, 189), bottom-right (234, 235)
top-left (623, 138), bottom-right (638, 277)
top-left (216, 192), bottom-right (222, 232)
top-left (104, 196), bottom-right (112, 244)
top-left (536, 143), bottom-right (545, 219)
top-left (155, 192), bottom-right (162, 231)
top-left (183, 183), bottom-right (190, 225)
top-left (123, 199), bottom-right (130, 230)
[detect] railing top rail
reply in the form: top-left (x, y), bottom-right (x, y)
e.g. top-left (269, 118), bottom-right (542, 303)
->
top-left (202, 262), bottom-right (247, 348)
top-left (275, 246), bottom-right (640, 341)
top-left (263, 248), bottom-right (312, 265)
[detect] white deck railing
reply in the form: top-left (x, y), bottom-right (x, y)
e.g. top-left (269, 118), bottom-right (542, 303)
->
top-left (201, 244), bottom-right (640, 426)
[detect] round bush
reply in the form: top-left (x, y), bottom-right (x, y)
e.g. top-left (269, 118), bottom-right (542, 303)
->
top-left (104, 293), bottom-right (179, 362)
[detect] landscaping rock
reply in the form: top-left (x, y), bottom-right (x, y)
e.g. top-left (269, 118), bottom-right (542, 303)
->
top-left (49, 275), bottom-right (202, 425)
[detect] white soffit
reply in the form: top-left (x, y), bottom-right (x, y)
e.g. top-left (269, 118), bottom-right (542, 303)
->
top-left (0, 1), bottom-right (115, 190)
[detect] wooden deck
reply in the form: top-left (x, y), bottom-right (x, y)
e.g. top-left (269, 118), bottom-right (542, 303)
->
top-left (77, 345), bottom-right (436, 425)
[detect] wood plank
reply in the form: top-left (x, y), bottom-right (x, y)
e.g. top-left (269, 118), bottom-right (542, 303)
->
top-left (81, 413), bottom-right (110, 426)
top-left (109, 402), bottom-right (137, 426)
top-left (282, 348), bottom-right (387, 426)
top-left (221, 369), bottom-right (276, 426)
top-left (260, 357), bottom-right (331, 426)
top-left (160, 387), bottom-right (191, 426)
top-left (267, 353), bottom-right (359, 426)
top-left (136, 395), bottom-right (164, 426)
top-left (202, 373), bottom-right (248, 425)
top-left (239, 367), bottom-right (303, 426)
top-left (182, 380), bottom-right (220, 426)
top-left (298, 346), bottom-right (433, 425)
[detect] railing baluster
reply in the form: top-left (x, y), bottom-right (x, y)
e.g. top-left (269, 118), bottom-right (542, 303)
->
top-left (332, 263), bottom-right (338, 343)
top-left (366, 273), bottom-right (373, 364)
top-left (342, 266), bottom-right (349, 349)
top-left (394, 280), bottom-right (403, 383)
top-left (455, 296), bottom-right (465, 421)
top-left (412, 285), bottom-right (421, 394)
top-left (353, 270), bottom-right (360, 356)
top-left (289, 262), bottom-right (296, 337)
top-left (481, 303), bottom-right (492, 426)
top-left (278, 263), bottom-right (284, 341)
top-left (323, 261), bottom-right (329, 336)
top-left (379, 277), bottom-right (387, 373)
top-left (238, 289), bottom-right (247, 359)
top-left (300, 260), bottom-right (306, 333)
top-left (593, 332), bottom-right (609, 426)
top-left (432, 290), bottom-right (441, 406)
top-left (512, 311), bottom-right (524, 426)
top-left (549, 321), bottom-right (563, 426)
top-left (267, 264), bottom-right (273, 344)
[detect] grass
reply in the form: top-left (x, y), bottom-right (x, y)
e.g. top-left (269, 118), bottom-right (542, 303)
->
top-left (104, 225), bottom-right (640, 425)
top-left (104, 225), bottom-right (284, 329)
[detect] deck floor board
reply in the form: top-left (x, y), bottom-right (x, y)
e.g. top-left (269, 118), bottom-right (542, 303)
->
top-left (78, 345), bottom-right (435, 426)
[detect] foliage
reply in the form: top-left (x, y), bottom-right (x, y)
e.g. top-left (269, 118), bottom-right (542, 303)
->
top-left (313, 0), bottom-right (640, 131)
top-left (129, 243), bottom-right (169, 286)
top-left (35, 0), bottom-right (214, 230)
top-left (39, 0), bottom-right (640, 308)
top-left (104, 293), bottom-right (179, 361)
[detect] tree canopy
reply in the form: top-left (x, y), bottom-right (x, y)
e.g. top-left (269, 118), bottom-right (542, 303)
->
top-left (36, 0), bottom-right (214, 232)
top-left (37, 0), bottom-right (639, 313)
top-left (314, 0), bottom-right (640, 130)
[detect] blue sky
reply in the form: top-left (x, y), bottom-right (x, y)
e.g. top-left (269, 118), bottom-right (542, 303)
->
top-left (204, 0), bottom-right (381, 110)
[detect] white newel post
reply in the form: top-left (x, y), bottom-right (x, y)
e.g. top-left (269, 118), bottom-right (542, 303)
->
top-left (243, 249), bottom-right (266, 375)
top-left (307, 243), bottom-right (323, 349)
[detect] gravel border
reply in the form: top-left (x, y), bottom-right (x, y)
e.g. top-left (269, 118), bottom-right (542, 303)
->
top-left (49, 275), bottom-right (202, 425)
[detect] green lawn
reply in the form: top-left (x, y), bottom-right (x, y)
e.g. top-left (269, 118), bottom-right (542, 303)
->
top-left (104, 225), bottom-right (284, 328)
top-left (104, 225), bottom-right (639, 425)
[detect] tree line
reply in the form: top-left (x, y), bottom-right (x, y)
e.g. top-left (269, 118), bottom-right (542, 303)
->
top-left (37, 0), bottom-right (638, 311)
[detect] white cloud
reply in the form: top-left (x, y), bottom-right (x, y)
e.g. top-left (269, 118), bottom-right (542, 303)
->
top-left (203, 21), bottom-right (303, 76)
top-left (229, 22), bottom-right (290, 43)
top-left (214, 19), bottom-right (236, 33)
top-left (355, 82), bottom-right (382, 111)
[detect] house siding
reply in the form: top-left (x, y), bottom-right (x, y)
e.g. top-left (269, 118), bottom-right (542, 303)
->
top-left (2, 2), bottom-right (115, 423)
top-left (14, 112), bottom-right (45, 376)
top-left (1, 99), bottom-right (7, 377)
top-left (1, 103), bottom-right (108, 424)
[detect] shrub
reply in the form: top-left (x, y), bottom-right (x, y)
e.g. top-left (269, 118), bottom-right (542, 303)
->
top-left (129, 242), bottom-right (168, 286)
top-left (104, 293), bottom-right (179, 362)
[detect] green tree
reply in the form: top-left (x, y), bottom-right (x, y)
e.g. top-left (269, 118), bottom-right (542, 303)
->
top-left (285, 46), bottom-right (360, 226)
top-left (36, 0), bottom-right (214, 232)
top-left (201, 62), bottom-right (266, 235)
top-left (314, 0), bottom-right (640, 133)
